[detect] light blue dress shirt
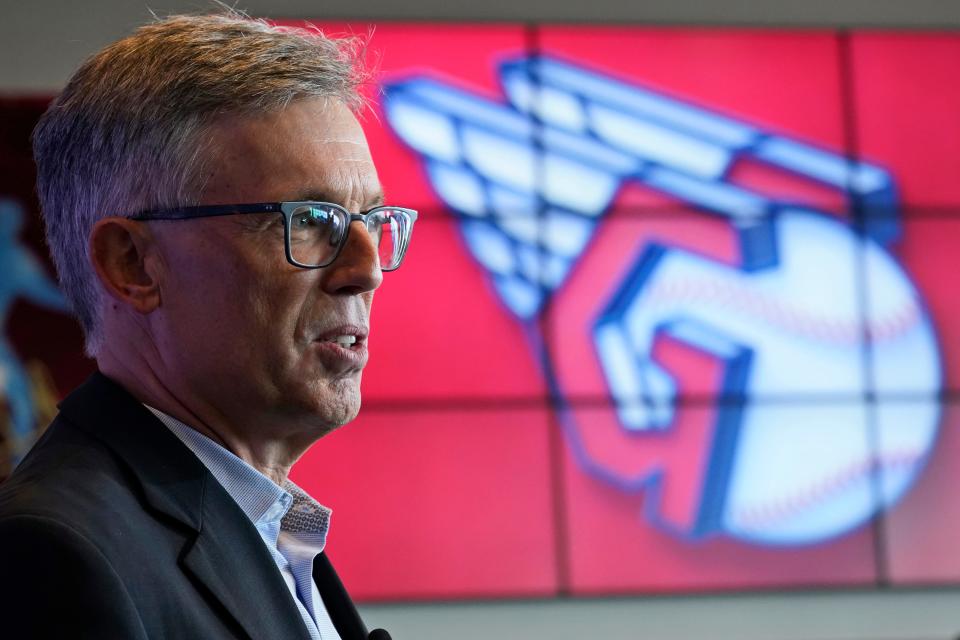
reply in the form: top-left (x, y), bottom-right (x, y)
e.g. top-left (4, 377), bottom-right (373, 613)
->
top-left (145, 406), bottom-right (343, 640)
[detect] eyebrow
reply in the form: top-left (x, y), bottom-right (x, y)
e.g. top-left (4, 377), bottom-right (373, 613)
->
top-left (292, 189), bottom-right (386, 210)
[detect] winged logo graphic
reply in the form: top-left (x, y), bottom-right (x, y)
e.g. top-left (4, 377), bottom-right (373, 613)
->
top-left (383, 56), bottom-right (941, 546)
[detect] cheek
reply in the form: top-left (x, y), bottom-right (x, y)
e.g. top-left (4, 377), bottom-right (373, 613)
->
top-left (157, 227), bottom-right (323, 373)
top-left (245, 271), bottom-right (318, 359)
top-left (161, 240), bottom-right (283, 346)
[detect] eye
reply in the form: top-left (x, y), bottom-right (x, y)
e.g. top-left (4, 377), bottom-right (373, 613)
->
top-left (288, 205), bottom-right (348, 249)
top-left (289, 207), bottom-right (337, 237)
top-left (292, 208), bottom-right (328, 227)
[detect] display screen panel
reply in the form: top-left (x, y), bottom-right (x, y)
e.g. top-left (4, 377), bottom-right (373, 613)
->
top-left (851, 33), bottom-right (960, 209)
top-left (883, 400), bottom-right (960, 584)
top-left (290, 405), bottom-right (559, 600)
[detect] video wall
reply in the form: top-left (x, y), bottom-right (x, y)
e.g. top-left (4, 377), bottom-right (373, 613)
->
top-left (2, 25), bottom-right (959, 600)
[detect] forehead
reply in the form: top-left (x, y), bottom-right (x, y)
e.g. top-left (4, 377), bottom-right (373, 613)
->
top-left (199, 98), bottom-right (382, 208)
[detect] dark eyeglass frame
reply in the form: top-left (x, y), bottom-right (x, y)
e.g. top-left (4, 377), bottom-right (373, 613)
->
top-left (129, 201), bottom-right (418, 271)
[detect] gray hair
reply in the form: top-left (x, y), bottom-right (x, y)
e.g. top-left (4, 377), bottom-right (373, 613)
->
top-left (32, 12), bottom-right (367, 356)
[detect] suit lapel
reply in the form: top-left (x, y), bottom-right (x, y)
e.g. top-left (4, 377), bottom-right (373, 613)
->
top-left (58, 372), bottom-right (312, 640)
top-left (182, 490), bottom-right (312, 640)
top-left (314, 553), bottom-right (368, 640)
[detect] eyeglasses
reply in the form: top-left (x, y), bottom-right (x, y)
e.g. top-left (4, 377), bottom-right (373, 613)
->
top-left (129, 201), bottom-right (418, 271)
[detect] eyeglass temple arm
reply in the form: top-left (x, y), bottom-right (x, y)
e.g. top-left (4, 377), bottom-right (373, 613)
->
top-left (129, 202), bottom-right (283, 221)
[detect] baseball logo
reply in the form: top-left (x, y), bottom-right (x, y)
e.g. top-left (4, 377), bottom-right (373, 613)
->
top-left (384, 56), bottom-right (941, 545)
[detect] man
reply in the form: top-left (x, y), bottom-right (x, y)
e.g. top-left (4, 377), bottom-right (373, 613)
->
top-left (0, 13), bottom-right (414, 640)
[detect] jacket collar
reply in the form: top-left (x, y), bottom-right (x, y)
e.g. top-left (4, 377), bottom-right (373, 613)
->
top-left (57, 372), bottom-right (326, 640)
top-left (58, 371), bottom-right (206, 530)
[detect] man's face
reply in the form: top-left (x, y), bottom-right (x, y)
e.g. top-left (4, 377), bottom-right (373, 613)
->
top-left (147, 98), bottom-right (383, 440)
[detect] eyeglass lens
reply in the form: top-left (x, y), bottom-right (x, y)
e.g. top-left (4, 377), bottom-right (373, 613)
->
top-left (287, 205), bottom-right (411, 270)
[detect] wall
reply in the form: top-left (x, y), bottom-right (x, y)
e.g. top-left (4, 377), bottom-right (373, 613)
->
top-left (2, 1), bottom-right (959, 638)
top-left (2, 0), bottom-right (959, 93)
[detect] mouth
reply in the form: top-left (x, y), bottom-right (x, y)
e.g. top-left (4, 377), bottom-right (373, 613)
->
top-left (326, 334), bottom-right (360, 348)
top-left (315, 324), bottom-right (368, 346)
top-left (311, 325), bottom-right (369, 371)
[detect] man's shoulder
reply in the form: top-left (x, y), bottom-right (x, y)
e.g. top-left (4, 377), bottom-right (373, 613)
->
top-left (0, 415), bottom-right (212, 639)
top-left (1, 372), bottom-right (199, 528)
top-left (0, 407), bottom-right (200, 596)
top-left (0, 414), bottom-right (144, 538)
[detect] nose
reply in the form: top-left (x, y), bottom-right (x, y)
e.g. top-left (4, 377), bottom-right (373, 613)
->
top-left (319, 220), bottom-right (383, 295)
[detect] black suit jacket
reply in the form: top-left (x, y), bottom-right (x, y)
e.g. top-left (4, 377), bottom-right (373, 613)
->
top-left (0, 372), bottom-right (369, 639)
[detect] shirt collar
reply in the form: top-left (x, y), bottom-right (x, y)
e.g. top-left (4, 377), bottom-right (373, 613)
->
top-left (143, 405), bottom-right (332, 539)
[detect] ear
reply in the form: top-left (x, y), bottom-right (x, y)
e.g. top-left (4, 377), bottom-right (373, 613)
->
top-left (89, 217), bottom-right (161, 314)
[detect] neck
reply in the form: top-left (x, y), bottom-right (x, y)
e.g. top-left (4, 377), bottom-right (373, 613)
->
top-left (97, 346), bottom-right (302, 487)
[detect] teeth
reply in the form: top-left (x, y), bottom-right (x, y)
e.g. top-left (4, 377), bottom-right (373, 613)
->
top-left (331, 335), bottom-right (357, 347)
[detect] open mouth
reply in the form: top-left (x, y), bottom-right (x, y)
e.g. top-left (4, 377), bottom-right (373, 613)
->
top-left (312, 326), bottom-right (369, 365)
top-left (326, 334), bottom-right (359, 348)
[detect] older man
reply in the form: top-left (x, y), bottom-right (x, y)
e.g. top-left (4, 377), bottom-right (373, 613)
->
top-left (0, 13), bottom-right (413, 640)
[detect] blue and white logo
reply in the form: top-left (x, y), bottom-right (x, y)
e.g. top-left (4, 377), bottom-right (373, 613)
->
top-left (383, 56), bottom-right (941, 545)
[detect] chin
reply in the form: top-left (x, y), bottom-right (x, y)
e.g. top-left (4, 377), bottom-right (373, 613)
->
top-left (312, 379), bottom-right (363, 428)
top-left (279, 370), bottom-right (364, 434)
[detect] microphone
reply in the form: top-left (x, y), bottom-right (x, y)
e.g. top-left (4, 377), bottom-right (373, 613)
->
top-left (368, 629), bottom-right (392, 640)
